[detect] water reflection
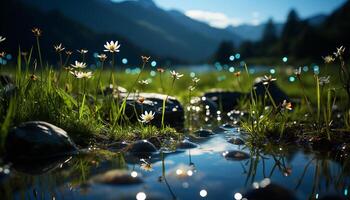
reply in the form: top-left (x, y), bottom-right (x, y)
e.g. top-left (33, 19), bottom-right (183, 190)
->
top-left (1, 131), bottom-right (350, 199)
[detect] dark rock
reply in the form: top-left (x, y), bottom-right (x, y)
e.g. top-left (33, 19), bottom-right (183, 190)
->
top-left (319, 195), bottom-right (346, 200)
top-left (221, 123), bottom-right (235, 129)
top-left (228, 137), bottom-right (245, 145)
top-left (212, 126), bottom-right (226, 133)
top-left (128, 140), bottom-right (158, 153)
top-left (177, 139), bottom-right (199, 149)
top-left (107, 141), bottom-right (129, 151)
top-left (123, 93), bottom-right (184, 131)
top-left (204, 91), bottom-right (244, 112)
top-left (194, 129), bottom-right (214, 137)
top-left (101, 84), bottom-right (127, 96)
top-left (252, 77), bottom-right (290, 105)
top-left (11, 156), bottom-right (72, 175)
top-left (148, 136), bottom-right (162, 149)
top-left (5, 121), bottom-right (78, 160)
top-left (244, 183), bottom-right (297, 200)
top-left (89, 169), bottom-right (143, 185)
top-left (0, 74), bottom-right (13, 86)
top-left (223, 150), bottom-right (250, 161)
top-left (1, 83), bottom-right (17, 99)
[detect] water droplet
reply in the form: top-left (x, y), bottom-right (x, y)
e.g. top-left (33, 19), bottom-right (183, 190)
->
top-left (234, 192), bottom-right (243, 200)
top-left (131, 171), bottom-right (138, 178)
top-left (136, 192), bottom-right (147, 200)
top-left (199, 189), bottom-right (207, 197)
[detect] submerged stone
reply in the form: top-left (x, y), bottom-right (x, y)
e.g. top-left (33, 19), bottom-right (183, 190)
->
top-left (107, 141), bottom-right (129, 151)
top-left (89, 170), bottom-right (142, 185)
top-left (176, 139), bottom-right (199, 149)
top-left (148, 136), bottom-right (162, 149)
top-left (227, 137), bottom-right (245, 145)
top-left (244, 183), bottom-right (297, 200)
top-left (221, 123), bottom-right (235, 129)
top-left (128, 140), bottom-right (158, 153)
top-left (5, 121), bottom-right (77, 160)
top-left (194, 129), bottom-right (214, 137)
top-left (223, 150), bottom-right (250, 161)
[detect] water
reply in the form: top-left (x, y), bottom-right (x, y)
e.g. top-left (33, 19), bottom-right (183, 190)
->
top-left (1, 127), bottom-right (349, 200)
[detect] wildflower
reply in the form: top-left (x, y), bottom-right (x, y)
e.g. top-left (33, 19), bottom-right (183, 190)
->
top-left (53, 43), bottom-right (65, 52)
top-left (97, 54), bottom-right (107, 62)
top-left (157, 68), bottom-right (165, 73)
top-left (104, 41), bottom-right (120, 53)
top-left (188, 86), bottom-right (196, 91)
top-left (262, 75), bottom-right (276, 85)
top-left (294, 67), bottom-right (302, 78)
top-left (0, 52), bottom-right (5, 58)
top-left (192, 77), bottom-right (200, 83)
top-left (30, 74), bottom-right (38, 81)
top-left (140, 160), bottom-right (153, 171)
top-left (0, 36), bottom-right (6, 43)
top-left (64, 66), bottom-right (73, 71)
top-left (140, 111), bottom-right (155, 123)
top-left (65, 51), bottom-right (73, 56)
top-left (282, 100), bottom-right (292, 111)
top-left (31, 27), bottom-right (42, 37)
top-left (319, 76), bottom-right (330, 86)
top-left (141, 56), bottom-right (150, 63)
top-left (77, 49), bottom-right (88, 54)
top-left (70, 71), bottom-right (93, 79)
top-left (170, 70), bottom-right (184, 80)
top-left (71, 61), bottom-right (87, 69)
top-left (234, 71), bottom-right (241, 77)
top-left (137, 96), bottom-right (145, 104)
top-left (323, 55), bottom-right (335, 64)
top-left (334, 46), bottom-right (345, 57)
top-left (139, 79), bottom-right (150, 85)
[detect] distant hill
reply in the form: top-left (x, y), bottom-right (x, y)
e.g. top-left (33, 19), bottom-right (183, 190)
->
top-left (226, 14), bottom-right (326, 42)
top-left (20, 0), bottom-right (242, 63)
top-left (0, 0), bottom-right (151, 65)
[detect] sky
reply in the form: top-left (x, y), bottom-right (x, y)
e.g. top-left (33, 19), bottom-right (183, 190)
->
top-left (114, 0), bottom-right (347, 28)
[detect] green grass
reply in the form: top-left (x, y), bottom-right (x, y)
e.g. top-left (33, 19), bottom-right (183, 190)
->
top-left (1, 33), bottom-right (350, 154)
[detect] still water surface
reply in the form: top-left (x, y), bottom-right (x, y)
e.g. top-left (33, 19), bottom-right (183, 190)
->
top-left (1, 126), bottom-right (349, 200)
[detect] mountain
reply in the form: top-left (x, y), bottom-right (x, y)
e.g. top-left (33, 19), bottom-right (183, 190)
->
top-left (0, 0), bottom-right (148, 65)
top-left (226, 23), bottom-right (283, 42)
top-left (306, 14), bottom-right (327, 26)
top-left (20, 0), bottom-right (242, 63)
top-left (226, 14), bottom-right (326, 42)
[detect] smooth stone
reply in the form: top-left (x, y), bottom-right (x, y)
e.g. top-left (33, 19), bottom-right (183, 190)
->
top-left (223, 150), bottom-right (250, 161)
top-left (212, 126), bottom-right (226, 133)
top-left (11, 156), bottom-right (71, 175)
top-left (194, 129), bottom-right (214, 137)
top-left (148, 136), bottom-right (162, 149)
top-left (204, 91), bottom-right (244, 112)
top-left (107, 141), bottom-right (129, 151)
top-left (227, 137), bottom-right (245, 145)
top-left (0, 74), bottom-right (13, 86)
top-left (252, 77), bottom-right (290, 105)
top-left (5, 121), bottom-right (77, 160)
top-left (221, 124), bottom-right (235, 129)
top-left (177, 139), bottom-right (199, 149)
top-left (101, 85), bottom-right (127, 96)
top-left (123, 93), bottom-right (184, 131)
top-left (90, 170), bottom-right (142, 185)
top-left (128, 140), bottom-right (158, 153)
top-left (244, 183), bottom-right (297, 200)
